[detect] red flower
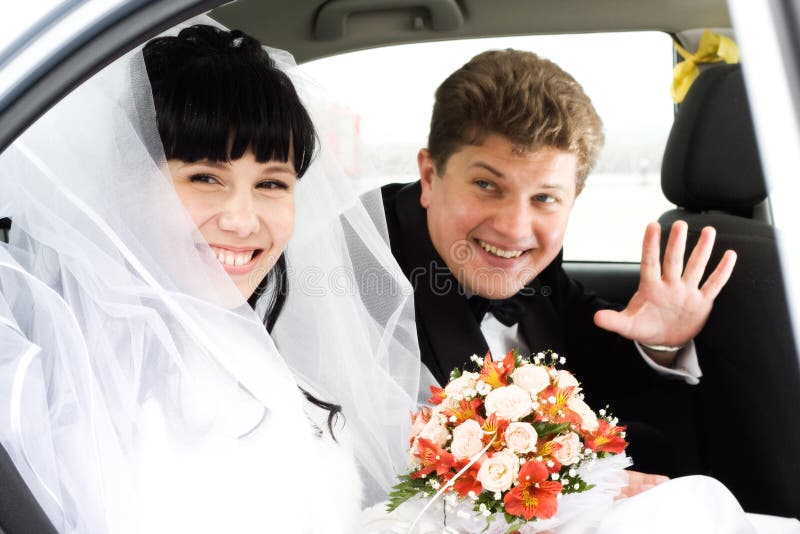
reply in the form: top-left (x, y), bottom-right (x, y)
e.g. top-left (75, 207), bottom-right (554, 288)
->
top-left (445, 458), bottom-right (483, 497)
top-left (536, 383), bottom-right (576, 421)
top-left (429, 385), bottom-right (447, 405)
top-left (584, 420), bottom-right (628, 454)
top-left (441, 398), bottom-right (483, 424)
top-left (482, 414), bottom-right (509, 450)
top-left (410, 438), bottom-right (455, 479)
top-left (501, 349), bottom-right (517, 376)
top-left (503, 461), bottom-right (563, 520)
top-left (479, 350), bottom-right (514, 388)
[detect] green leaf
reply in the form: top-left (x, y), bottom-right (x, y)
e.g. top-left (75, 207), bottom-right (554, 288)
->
top-left (504, 519), bottom-right (525, 533)
top-left (480, 514), bottom-right (497, 532)
top-left (386, 474), bottom-right (429, 512)
top-left (534, 421), bottom-right (572, 437)
top-left (450, 367), bottom-right (463, 380)
top-left (560, 474), bottom-right (596, 495)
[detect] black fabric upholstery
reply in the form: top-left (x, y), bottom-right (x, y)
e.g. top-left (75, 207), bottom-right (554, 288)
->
top-left (659, 63), bottom-right (800, 518)
top-left (661, 65), bottom-right (766, 215)
top-left (659, 210), bottom-right (800, 517)
top-left (0, 444), bottom-right (57, 534)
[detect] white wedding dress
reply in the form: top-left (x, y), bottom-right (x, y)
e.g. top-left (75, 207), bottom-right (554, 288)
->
top-left (359, 474), bottom-right (800, 534)
top-left (0, 15), bottom-right (421, 532)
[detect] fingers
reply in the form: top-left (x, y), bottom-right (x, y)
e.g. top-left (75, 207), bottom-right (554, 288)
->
top-left (594, 309), bottom-right (630, 337)
top-left (662, 221), bottom-right (687, 283)
top-left (682, 226), bottom-right (716, 286)
top-left (616, 470), bottom-right (669, 500)
top-left (701, 249), bottom-right (737, 299)
top-left (640, 222), bottom-right (662, 284)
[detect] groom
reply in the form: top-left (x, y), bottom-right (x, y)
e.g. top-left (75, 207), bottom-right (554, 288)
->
top-left (381, 49), bottom-right (736, 477)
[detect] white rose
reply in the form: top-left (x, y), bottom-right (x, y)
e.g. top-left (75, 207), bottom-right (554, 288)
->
top-left (450, 419), bottom-right (485, 460)
top-left (555, 370), bottom-right (580, 392)
top-left (504, 422), bottom-right (538, 454)
top-left (567, 396), bottom-right (599, 432)
top-left (419, 414), bottom-right (450, 446)
top-left (410, 410), bottom-right (428, 440)
top-left (408, 438), bottom-right (423, 468)
top-left (551, 432), bottom-right (582, 465)
top-left (476, 448), bottom-right (519, 492)
top-left (484, 385), bottom-right (533, 421)
top-left (444, 372), bottom-right (480, 399)
top-left (510, 364), bottom-right (551, 395)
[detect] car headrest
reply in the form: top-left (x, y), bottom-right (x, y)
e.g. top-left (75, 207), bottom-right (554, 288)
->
top-left (661, 64), bottom-right (767, 216)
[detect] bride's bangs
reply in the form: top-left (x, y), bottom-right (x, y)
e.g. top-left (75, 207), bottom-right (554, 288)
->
top-left (144, 27), bottom-right (317, 177)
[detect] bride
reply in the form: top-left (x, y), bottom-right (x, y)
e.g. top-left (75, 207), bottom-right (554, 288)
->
top-left (0, 16), bottom-right (798, 534)
top-left (0, 20), bottom-right (419, 533)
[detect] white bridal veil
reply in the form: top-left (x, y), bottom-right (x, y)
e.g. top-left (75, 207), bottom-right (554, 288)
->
top-left (0, 15), bottom-right (422, 533)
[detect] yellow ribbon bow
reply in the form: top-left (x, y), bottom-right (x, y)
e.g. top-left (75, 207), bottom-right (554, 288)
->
top-left (672, 29), bottom-right (740, 103)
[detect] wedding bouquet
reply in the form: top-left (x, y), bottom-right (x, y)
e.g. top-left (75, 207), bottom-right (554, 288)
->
top-left (388, 350), bottom-right (628, 533)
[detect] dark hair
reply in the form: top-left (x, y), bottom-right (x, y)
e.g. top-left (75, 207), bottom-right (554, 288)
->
top-left (143, 25), bottom-right (341, 437)
top-left (143, 25), bottom-right (316, 176)
top-left (428, 49), bottom-right (604, 190)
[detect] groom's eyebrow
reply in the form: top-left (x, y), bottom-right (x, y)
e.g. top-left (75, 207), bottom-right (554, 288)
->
top-left (469, 162), bottom-right (504, 178)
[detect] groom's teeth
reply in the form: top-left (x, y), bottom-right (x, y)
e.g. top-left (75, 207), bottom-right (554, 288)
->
top-left (478, 240), bottom-right (523, 259)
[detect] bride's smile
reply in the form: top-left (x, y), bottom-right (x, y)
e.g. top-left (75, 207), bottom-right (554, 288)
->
top-left (208, 244), bottom-right (263, 273)
top-left (168, 151), bottom-right (297, 298)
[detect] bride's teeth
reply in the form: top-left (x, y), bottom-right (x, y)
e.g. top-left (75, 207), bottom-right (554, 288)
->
top-left (234, 251), bottom-right (253, 266)
top-left (211, 247), bottom-right (255, 267)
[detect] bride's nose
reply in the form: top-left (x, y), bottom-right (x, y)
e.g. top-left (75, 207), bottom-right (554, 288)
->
top-left (218, 191), bottom-right (260, 237)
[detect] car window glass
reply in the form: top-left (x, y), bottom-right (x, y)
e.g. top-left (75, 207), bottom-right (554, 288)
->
top-left (298, 31), bottom-right (675, 262)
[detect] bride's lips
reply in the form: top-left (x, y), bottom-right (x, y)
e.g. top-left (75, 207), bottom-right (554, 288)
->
top-left (209, 244), bottom-right (264, 275)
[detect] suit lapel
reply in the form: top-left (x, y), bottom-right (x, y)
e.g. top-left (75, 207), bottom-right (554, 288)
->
top-left (516, 274), bottom-right (565, 355)
top-left (392, 183), bottom-right (488, 383)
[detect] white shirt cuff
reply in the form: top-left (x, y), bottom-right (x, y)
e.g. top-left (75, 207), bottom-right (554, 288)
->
top-left (634, 340), bottom-right (702, 385)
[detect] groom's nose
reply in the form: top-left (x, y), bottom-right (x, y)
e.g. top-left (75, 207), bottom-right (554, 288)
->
top-left (492, 196), bottom-right (534, 242)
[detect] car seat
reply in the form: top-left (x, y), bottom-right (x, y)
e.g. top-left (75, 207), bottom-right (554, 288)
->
top-left (659, 63), bottom-right (800, 518)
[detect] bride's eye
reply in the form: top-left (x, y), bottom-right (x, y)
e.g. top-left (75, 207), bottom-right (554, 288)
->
top-left (257, 180), bottom-right (289, 190)
top-left (188, 173), bottom-right (220, 185)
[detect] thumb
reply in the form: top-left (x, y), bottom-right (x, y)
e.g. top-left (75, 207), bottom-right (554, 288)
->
top-left (594, 309), bottom-right (629, 335)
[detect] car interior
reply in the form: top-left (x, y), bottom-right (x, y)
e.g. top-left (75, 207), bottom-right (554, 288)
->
top-left (1, 0), bottom-right (799, 531)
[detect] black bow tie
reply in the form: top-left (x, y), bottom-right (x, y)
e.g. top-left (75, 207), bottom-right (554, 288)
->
top-left (468, 294), bottom-right (528, 327)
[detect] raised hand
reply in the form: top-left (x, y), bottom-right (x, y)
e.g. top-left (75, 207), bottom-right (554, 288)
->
top-left (593, 221), bottom-right (737, 361)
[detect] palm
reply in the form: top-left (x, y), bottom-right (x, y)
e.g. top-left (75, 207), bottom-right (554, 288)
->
top-left (594, 221), bottom-right (736, 347)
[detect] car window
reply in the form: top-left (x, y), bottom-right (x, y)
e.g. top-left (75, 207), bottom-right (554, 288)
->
top-left (298, 31), bottom-right (676, 262)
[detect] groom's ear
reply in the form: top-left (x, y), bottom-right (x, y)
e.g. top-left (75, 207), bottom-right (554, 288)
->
top-left (418, 148), bottom-right (437, 209)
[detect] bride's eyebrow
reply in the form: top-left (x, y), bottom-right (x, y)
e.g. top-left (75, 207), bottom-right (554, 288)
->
top-left (261, 163), bottom-right (295, 174)
top-left (189, 160), bottom-right (229, 170)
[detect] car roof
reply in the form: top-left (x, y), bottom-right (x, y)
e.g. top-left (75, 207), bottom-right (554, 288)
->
top-left (209, 0), bottom-right (731, 63)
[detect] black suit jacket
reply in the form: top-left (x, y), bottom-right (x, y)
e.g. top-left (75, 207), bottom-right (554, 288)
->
top-left (382, 181), bottom-right (701, 475)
